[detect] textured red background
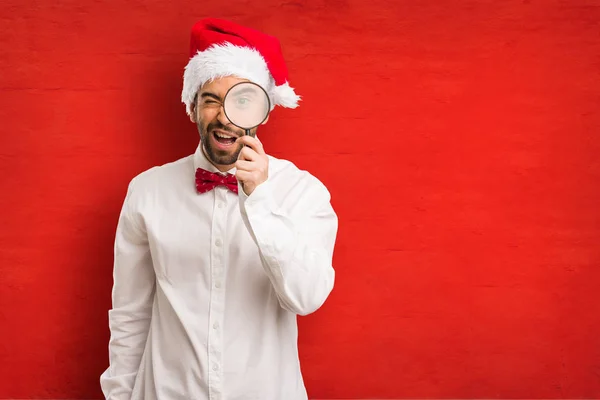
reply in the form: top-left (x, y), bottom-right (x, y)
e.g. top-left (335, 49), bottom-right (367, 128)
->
top-left (1, 0), bottom-right (599, 399)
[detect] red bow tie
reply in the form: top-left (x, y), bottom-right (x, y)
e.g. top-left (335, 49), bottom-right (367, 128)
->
top-left (195, 168), bottom-right (239, 194)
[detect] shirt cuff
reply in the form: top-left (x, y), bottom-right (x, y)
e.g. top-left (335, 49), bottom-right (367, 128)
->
top-left (238, 177), bottom-right (279, 216)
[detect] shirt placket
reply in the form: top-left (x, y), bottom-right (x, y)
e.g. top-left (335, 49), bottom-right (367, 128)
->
top-left (208, 186), bottom-right (228, 400)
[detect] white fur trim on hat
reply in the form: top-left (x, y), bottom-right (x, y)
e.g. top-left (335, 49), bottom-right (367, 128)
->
top-left (181, 43), bottom-right (300, 115)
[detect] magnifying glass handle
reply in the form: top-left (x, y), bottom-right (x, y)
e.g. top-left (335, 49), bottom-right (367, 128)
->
top-left (242, 129), bottom-right (250, 149)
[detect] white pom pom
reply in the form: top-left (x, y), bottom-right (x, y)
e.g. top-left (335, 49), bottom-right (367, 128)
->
top-left (273, 81), bottom-right (301, 109)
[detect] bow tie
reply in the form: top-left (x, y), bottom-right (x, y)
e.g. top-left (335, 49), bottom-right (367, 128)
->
top-left (195, 168), bottom-right (239, 195)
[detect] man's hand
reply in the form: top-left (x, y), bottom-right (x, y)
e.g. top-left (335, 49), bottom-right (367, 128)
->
top-left (235, 135), bottom-right (269, 196)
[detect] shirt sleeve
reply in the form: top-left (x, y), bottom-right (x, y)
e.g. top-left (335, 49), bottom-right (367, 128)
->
top-left (238, 174), bottom-right (337, 316)
top-left (100, 178), bottom-right (156, 399)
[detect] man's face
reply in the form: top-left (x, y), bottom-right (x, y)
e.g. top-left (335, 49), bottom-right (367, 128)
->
top-left (191, 76), bottom-right (264, 170)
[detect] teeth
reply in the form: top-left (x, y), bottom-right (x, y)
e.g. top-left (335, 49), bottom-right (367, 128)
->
top-left (215, 131), bottom-right (234, 139)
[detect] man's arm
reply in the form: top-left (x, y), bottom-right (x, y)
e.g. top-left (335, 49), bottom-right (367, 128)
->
top-left (239, 174), bottom-right (337, 316)
top-left (100, 179), bottom-right (156, 399)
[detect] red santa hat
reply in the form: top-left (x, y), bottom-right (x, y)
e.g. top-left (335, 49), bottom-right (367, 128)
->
top-left (182, 18), bottom-right (301, 116)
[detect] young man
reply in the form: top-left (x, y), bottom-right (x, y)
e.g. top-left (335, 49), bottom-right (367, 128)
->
top-left (100, 18), bottom-right (338, 400)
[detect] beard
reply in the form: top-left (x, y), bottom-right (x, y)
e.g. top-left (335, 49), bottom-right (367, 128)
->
top-left (197, 120), bottom-right (245, 167)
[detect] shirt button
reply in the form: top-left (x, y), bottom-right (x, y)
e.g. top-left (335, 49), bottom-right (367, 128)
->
top-left (213, 364), bottom-right (219, 371)
top-left (215, 239), bottom-right (222, 247)
top-left (215, 281), bottom-right (222, 289)
top-left (218, 202), bottom-right (224, 208)
top-left (213, 322), bottom-right (219, 329)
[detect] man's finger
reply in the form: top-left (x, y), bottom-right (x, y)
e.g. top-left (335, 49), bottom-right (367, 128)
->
top-left (235, 159), bottom-right (254, 171)
top-left (238, 146), bottom-right (258, 161)
top-left (235, 169), bottom-right (253, 181)
top-left (237, 135), bottom-right (265, 155)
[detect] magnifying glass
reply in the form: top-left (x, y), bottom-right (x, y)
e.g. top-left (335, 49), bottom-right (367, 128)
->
top-left (223, 82), bottom-right (270, 137)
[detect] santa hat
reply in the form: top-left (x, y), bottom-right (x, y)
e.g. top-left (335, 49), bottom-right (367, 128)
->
top-left (181, 18), bottom-right (301, 116)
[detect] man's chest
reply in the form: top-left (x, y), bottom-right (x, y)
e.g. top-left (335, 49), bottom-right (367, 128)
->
top-left (142, 188), bottom-right (263, 285)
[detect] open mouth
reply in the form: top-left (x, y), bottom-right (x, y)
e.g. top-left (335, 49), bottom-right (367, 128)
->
top-left (213, 130), bottom-right (237, 146)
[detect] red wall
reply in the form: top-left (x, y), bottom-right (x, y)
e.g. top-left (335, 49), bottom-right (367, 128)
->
top-left (1, 0), bottom-right (599, 398)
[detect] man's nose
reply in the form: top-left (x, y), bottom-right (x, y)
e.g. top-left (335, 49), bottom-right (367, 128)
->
top-left (216, 105), bottom-right (231, 126)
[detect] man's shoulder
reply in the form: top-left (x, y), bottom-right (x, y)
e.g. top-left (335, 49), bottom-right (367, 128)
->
top-left (128, 154), bottom-right (194, 193)
top-left (268, 154), bottom-right (307, 182)
top-left (268, 155), bottom-right (331, 200)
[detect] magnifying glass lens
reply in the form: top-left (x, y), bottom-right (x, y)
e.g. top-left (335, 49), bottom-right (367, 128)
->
top-left (223, 82), bottom-right (270, 131)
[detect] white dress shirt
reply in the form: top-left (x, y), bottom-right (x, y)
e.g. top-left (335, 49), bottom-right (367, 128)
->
top-left (100, 142), bottom-right (338, 400)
